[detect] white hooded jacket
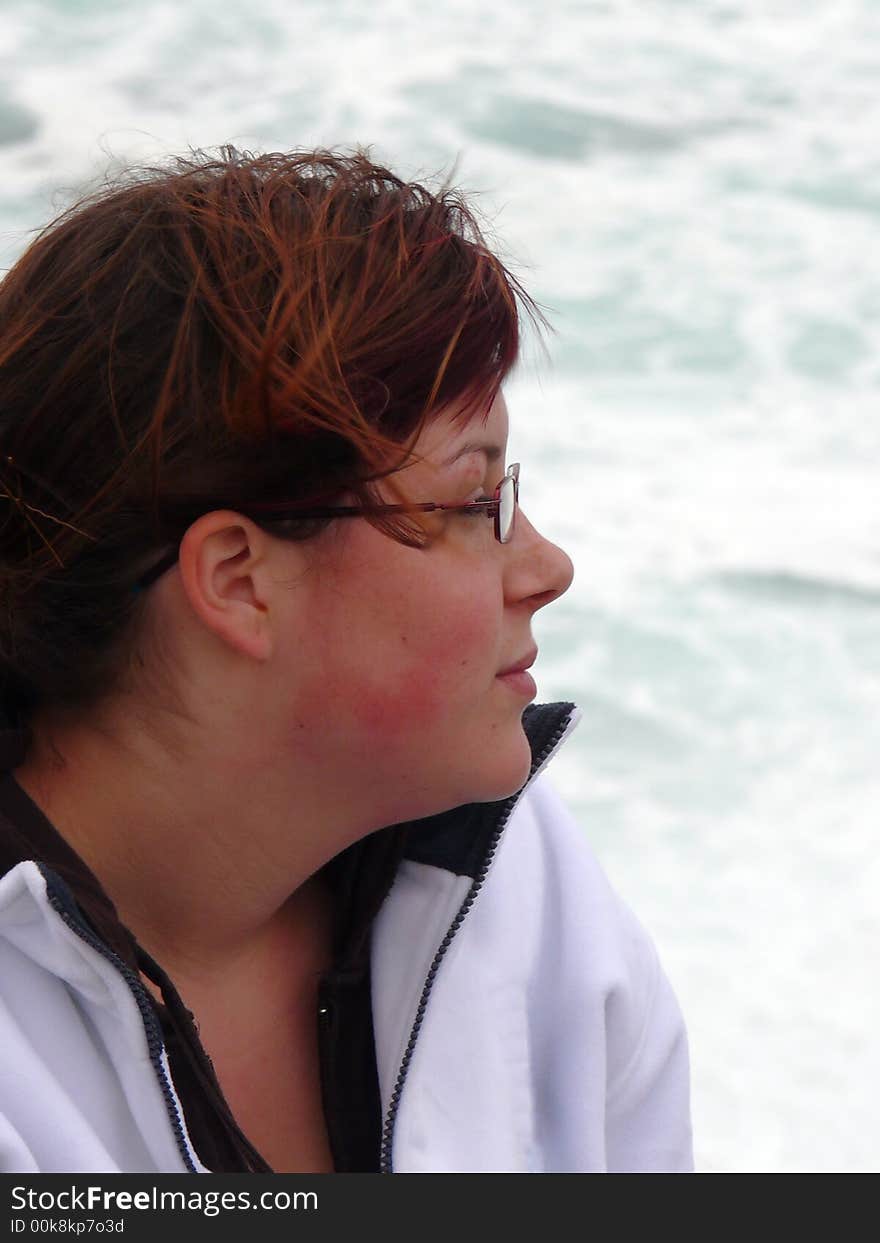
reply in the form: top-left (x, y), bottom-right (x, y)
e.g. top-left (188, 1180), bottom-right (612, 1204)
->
top-left (0, 703), bottom-right (693, 1173)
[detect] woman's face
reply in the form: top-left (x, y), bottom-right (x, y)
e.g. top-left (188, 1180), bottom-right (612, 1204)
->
top-left (279, 390), bottom-right (574, 824)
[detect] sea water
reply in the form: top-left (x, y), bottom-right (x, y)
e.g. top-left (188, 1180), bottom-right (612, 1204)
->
top-left (1, 0), bottom-right (878, 1173)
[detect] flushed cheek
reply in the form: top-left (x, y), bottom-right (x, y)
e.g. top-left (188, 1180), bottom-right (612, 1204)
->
top-left (339, 616), bottom-right (496, 740)
top-left (347, 673), bottom-right (443, 737)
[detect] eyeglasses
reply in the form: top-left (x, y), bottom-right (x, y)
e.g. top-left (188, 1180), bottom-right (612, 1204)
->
top-left (135, 462), bottom-right (520, 590)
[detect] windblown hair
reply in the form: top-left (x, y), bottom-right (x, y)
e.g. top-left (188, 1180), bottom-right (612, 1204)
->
top-left (0, 145), bottom-right (545, 719)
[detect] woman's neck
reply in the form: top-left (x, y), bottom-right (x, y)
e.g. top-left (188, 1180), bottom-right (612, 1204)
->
top-left (12, 700), bottom-right (355, 977)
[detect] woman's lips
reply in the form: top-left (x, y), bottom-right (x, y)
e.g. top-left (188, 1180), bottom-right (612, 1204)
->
top-left (496, 668), bottom-right (538, 698)
top-left (496, 648), bottom-right (538, 698)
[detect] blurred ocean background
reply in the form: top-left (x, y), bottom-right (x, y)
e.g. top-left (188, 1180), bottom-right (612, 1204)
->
top-left (1, 0), bottom-right (878, 1173)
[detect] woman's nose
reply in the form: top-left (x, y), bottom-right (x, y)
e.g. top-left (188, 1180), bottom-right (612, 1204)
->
top-left (506, 507), bottom-right (574, 610)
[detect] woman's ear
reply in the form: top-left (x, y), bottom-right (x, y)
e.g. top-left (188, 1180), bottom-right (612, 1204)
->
top-left (176, 511), bottom-right (275, 662)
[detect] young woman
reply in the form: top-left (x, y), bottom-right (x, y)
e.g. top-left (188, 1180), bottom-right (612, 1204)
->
top-left (0, 148), bottom-right (692, 1173)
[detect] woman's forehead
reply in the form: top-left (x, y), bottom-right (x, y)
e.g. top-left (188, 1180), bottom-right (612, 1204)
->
top-left (416, 390), bottom-right (509, 465)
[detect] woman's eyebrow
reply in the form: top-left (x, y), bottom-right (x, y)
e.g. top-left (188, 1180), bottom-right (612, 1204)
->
top-left (442, 441), bottom-right (504, 466)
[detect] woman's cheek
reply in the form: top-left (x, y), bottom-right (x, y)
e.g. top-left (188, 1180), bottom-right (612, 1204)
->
top-left (345, 617), bottom-right (493, 738)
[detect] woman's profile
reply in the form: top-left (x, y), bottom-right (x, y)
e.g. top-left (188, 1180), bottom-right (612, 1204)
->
top-left (0, 147), bottom-right (692, 1173)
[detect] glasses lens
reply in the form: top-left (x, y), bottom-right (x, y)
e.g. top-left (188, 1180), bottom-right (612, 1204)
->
top-left (498, 472), bottom-right (516, 542)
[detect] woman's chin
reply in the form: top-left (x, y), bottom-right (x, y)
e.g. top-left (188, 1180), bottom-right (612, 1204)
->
top-left (449, 730), bottom-right (534, 808)
top-left (365, 721), bottom-right (535, 825)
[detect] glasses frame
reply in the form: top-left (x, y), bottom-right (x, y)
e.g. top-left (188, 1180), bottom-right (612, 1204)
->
top-left (135, 462), bottom-right (520, 590)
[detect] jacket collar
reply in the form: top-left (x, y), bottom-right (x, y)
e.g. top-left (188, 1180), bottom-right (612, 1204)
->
top-left (399, 701), bottom-right (578, 878)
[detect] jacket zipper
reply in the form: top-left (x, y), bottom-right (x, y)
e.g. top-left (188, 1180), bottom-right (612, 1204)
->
top-left (39, 866), bottom-right (198, 1173)
top-left (378, 703), bottom-right (575, 1173)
